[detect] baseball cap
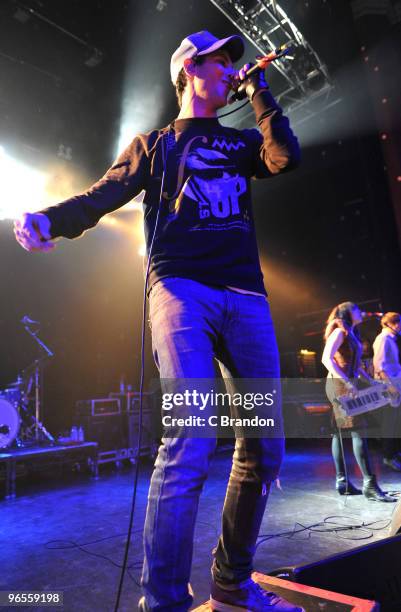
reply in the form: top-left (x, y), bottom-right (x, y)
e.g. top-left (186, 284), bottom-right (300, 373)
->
top-left (170, 30), bottom-right (245, 84)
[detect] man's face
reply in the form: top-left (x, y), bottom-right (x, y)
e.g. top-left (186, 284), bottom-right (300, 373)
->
top-left (192, 49), bottom-right (235, 108)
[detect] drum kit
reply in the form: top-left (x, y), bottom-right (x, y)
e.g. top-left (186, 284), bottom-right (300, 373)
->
top-left (0, 316), bottom-right (55, 450)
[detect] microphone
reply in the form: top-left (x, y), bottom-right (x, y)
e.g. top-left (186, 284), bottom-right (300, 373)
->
top-left (361, 312), bottom-right (383, 319)
top-left (229, 43), bottom-right (294, 104)
top-left (21, 315), bottom-right (40, 325)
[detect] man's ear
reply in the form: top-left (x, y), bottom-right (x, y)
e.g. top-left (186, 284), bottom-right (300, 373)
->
top-left (183, 57), bottom-right (197, 79)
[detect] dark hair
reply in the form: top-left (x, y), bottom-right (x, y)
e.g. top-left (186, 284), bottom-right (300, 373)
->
top-left (175, 68), bottom-right (187, 108)
top-left (175, 55), bottom-right (206, 108)
top-left (324, 301), bottom-right (358, 341)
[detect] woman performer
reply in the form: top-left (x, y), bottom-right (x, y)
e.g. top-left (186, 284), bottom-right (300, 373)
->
top-left (322, 302), bottom-right (394, 502)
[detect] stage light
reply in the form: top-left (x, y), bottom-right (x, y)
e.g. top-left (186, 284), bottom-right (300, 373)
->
top-left (115, 2), bottom-right (165, 159)
top-left (0, 147), bottom-right (48, 220)
top-left (100, 216), bottom-right (120, 227)
top-left (97, 200), bottom-right (146, 257)
top-left (116, 122), bottom-right (138, 155)
top-left (116, 84), bottom-right (163, 155)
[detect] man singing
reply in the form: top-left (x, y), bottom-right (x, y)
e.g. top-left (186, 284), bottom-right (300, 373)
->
top-left (14, 31), bottom-right (301, 612)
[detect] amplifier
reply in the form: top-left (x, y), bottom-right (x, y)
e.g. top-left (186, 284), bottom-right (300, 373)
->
top-left (390, 498), bottom-right (401, 536)
top-left (76, 398), bottom-right (121, 417)
top-left (273, 533), bottom-right (401, 611)
top-left (76, 413), bottom-right (127, 452)
top-left (108, 391), bottom-right (155, 413)
top-left (128, 392), bottom-right (155, 413)
top-left (127, 410), bottom-right (156, 457)
top-left (74, 410), bottom-right (157, 458)
top-left (297, 349), bottom-right (318, 378)
top-left (108, 392), bottom-right (131, 412)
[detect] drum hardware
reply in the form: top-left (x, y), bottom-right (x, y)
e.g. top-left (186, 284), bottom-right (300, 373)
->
top-left (22, 315), bottom-right (55, 443)
top-left (0, 397), bottom-right (21, 449)
top-left (0, 316), bottom-right (56, 449)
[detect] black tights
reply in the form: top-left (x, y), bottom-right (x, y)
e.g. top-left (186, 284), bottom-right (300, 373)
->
top-left (332, 430), bottom-right (372, 479)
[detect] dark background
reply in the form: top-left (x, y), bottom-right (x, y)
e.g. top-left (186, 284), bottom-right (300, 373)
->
top-left (1, 0), bottom-right (400, 435)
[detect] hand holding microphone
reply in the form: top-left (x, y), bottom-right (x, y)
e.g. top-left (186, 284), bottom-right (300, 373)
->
top-left (230, 43), bottom-right (293, 104)
top-left (230, 62), bottom-right (269, 104)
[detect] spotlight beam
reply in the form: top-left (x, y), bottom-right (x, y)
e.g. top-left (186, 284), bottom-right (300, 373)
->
top-left (0, 146), bottom-right (48, 220)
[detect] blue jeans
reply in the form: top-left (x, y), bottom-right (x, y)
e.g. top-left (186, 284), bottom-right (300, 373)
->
top-left (141, 278), bottom-right (284, 611)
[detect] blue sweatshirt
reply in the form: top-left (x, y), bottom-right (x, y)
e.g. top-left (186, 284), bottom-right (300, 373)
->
top-left (42, 89), bottom-right (300, 294)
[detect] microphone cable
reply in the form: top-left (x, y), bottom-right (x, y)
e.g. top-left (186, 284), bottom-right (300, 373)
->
top-left (113, 126), bottom-right (174, 612)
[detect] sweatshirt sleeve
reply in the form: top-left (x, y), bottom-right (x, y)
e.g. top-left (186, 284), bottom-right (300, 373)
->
top-left (245, 88), bottom-right (301, 178)
top-left (41, 134), bottom-right (151, 239)
top-left (373, 334), bottom-right (389, 376)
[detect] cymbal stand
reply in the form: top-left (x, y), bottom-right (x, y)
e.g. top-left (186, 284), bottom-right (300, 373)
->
top-left (22, 319), bottom-right (55, 443)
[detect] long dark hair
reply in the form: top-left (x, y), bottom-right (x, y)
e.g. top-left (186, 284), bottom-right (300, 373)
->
top-left (324, 301), bottom-right (360, 342)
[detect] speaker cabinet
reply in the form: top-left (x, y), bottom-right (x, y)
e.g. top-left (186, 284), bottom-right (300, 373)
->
top-left (76, 414), bottom-right (127, 452)
top-left (390, 498), bottom-right (401, 536)
top-left (273, 534), bottom-right (401, 611)
top-left (127, 410), bottom-right (156, 457)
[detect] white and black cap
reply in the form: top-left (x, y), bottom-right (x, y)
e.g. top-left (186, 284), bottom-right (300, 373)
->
top-left (170, 30), bottom-right (244, 84)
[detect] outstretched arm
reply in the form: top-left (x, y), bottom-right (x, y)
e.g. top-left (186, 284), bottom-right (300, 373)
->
top-left (14, 133), bottom-right (152, 251)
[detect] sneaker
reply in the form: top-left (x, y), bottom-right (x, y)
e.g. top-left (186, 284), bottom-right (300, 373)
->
top-left (383, 457), bottom-right (401, 471)
top-left (138, 584), bottom-right (194, 611)
top-left (138, 597), bottom-right (148, 611)
top-left (210, 578), bottom-right (305, 611)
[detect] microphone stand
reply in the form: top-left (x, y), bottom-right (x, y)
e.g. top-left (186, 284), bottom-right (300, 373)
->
top-left (22, 319), bottom-right (55, 444)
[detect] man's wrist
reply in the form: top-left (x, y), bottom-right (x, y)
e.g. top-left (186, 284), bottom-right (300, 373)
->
top-left (248, 85), bottom-right (269, 102)
top-left (251, 87), bottom-right (281, 122)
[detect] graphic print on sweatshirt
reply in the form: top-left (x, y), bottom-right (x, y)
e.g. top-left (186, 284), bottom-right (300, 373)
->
top-left (166, 134), bottom-right (251, 233)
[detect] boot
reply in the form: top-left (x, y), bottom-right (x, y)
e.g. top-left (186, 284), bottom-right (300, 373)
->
top-left (362, 475), bottom-right (395, 502)
top-left (335, 475), bottom-right (361, 495)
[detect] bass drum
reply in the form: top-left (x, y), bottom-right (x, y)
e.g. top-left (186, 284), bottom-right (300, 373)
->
top-left (0, 397), bottom-right (20, 448)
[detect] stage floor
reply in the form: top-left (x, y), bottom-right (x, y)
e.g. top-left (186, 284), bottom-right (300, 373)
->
top-left (1, 439), bottom-right (399, 611)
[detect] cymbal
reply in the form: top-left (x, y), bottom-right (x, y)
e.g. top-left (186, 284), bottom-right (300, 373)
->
top-left (6, 381), bottom-right (23, 388)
